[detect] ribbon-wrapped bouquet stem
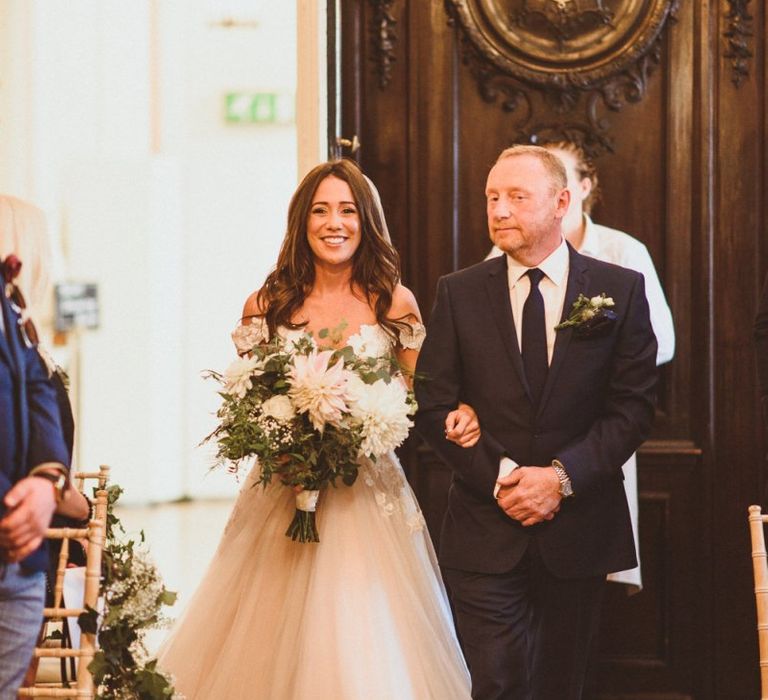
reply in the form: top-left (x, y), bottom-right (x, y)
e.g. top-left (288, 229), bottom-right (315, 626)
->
top-left (204, 326), bottom-right (415, 542)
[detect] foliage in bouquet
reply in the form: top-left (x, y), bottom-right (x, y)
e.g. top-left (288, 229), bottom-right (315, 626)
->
top-left (79, 485), bottom-right (180, 699)
top-left (204, 324), bottom-right (417, 541)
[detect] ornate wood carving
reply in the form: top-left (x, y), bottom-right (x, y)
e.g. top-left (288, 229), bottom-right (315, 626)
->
top-left (445, 0), bottom-right (679, 156)
top-left (723, 0), bottom-right (753, 87)
top-left (369, 0), bottom-right (398, 89)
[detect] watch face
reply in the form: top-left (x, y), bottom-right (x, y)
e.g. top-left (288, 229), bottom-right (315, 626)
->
top-left (555, 469), bottom-right (573, 498)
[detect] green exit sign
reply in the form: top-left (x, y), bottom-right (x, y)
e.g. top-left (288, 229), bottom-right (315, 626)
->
top-left (224, 92), bottom-right (294, 124)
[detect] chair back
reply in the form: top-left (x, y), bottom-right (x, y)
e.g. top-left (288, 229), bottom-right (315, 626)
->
top-left (18, 465), bottom-right (110, 698)
top-left (749, 504), bottom-right (768, 700)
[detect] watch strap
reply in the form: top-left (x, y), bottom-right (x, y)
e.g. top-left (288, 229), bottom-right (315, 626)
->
top-left (552, 459), bottom-right (574, 498)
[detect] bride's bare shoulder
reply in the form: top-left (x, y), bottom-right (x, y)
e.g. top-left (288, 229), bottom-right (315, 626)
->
top-left (242, 289), bottom-right (267, 321)
top-left (389, 284), bottom-right (422, 323)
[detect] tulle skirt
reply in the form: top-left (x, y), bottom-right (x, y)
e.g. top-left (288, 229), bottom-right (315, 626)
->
top-left (158, 454), bottom-right (471, 699)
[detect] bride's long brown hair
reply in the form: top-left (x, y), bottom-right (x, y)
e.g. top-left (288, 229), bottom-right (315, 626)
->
top-left (254, 159), bottom-right (404, 340)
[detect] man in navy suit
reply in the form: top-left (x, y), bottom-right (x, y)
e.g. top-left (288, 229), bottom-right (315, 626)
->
top-left (415, 145), bottom-right (657, 699)
top-left (0, 255), bottom-right (70, 697)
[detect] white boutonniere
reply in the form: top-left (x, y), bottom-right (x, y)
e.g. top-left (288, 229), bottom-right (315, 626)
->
top-left (556, 293), bottom-right (617, 336)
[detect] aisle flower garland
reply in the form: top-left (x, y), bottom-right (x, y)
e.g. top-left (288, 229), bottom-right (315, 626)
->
top-left (79, 485), bottom-right (180, 699)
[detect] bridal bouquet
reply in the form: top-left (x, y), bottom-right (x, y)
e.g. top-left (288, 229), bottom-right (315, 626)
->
top-left (204, 325), bottom-right (416, 542)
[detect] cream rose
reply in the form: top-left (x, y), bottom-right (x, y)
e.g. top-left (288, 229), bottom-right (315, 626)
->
top-left (261, 395), bottom-right (296, 423)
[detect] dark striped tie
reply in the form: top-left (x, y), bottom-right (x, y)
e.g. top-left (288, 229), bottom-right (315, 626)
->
top-left (522, 268), bottom-right (548, 406)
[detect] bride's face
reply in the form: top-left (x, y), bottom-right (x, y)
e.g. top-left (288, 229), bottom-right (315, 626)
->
top-left (306, 176), bottom-right (361, 268)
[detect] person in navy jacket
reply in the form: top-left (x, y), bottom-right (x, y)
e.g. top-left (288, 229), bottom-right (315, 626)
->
top-left (415, 146), bottom-right (657, 700)
top-left (0, 254), bottom-right (70, 698)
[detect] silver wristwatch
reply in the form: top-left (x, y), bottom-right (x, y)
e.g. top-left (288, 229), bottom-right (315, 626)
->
top-left (552, 459), bottom-right (574, 498)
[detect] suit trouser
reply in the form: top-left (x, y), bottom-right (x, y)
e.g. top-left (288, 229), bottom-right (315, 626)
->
top-left (444, 541), bottom-right (606, 700)
top-left (0, 563), bottom-right (45, 700)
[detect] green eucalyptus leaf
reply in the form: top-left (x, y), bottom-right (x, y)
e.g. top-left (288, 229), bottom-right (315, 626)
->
top-left (159, 590), bottom-right (178, 606)
top-left (88, 651), bottom-right (109, 680)
top-left (135, 665), bottom-right (175, 698)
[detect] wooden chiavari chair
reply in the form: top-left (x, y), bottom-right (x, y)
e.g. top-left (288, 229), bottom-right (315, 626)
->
top-left (749, 504), bottom-right (768, 700)
top-left (18, 465), bottom-right (110, 699)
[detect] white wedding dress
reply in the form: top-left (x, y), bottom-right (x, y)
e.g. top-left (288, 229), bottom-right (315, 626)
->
top-left (158, 323), bottom-right (471, 699)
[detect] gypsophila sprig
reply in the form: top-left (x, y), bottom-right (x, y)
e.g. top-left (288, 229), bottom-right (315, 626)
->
top-left (203, 323), bottom-right (416, 543)
top-left (79, 485), bottom-right (181, 700)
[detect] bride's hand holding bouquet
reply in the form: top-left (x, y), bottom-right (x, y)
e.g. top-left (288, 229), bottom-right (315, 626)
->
top-left (204, 324), bottom-right (416, 542)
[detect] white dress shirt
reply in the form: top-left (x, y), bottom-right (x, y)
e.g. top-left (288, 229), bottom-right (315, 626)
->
top-left (505, 239), bottom-right (569, 366)
top-left (579, 216), bottom-right (674, 365)
top-left (495, 239), bottom-right (569, 494)
top-left (580, 217), bottom-right (677, 588)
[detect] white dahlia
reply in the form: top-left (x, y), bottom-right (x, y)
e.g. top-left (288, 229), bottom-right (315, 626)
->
top-left (288, 349), bottom-right (353, 432)
top-left (347, 376), bottom-right (413, 457)
top-left (223, 356), bottom-right (263, 399)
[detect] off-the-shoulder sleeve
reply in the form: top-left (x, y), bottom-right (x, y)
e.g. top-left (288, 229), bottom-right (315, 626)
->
top-left (231, 317), bottom-right (269, 353)
top-left (398, 321), bottom-right (426, 351)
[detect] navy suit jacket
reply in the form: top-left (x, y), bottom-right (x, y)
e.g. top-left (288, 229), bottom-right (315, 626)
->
top-left (0, 289), bottom-right (69, 572)
top-left (415, 245), bottom-right (658, 578)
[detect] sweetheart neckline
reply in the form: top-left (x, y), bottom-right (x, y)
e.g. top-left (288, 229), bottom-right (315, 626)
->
top-left (232, 318), bottom-right (425, 355)
top-left (280, 322), bottom-right (389, 346)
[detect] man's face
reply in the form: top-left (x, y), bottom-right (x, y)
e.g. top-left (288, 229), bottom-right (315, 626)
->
top-left (486, 154), bottom-right (569, 266)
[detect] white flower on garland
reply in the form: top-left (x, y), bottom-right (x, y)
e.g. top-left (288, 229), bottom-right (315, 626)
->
top-left (261, 395), bottom-right (296, 423)
top-left (289, 348), bottom-right (354, 432)
top-left (347, 375), bottom-right (414, 457)
top-left (223, 356), bottom-right (263, 399)
top-left (107, 550), bottom-right (167, 628)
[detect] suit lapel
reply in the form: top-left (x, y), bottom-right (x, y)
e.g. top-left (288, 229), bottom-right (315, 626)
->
top-left (537, 244), bottom-right (589, 416)
top-left (0, 293), bottom-right (15, 370)
top-left (484, 256), bottom-right (532, 400)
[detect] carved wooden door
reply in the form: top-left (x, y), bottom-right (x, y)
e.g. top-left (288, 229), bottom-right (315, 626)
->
top-left (335, 2), bottom-right (766, 698)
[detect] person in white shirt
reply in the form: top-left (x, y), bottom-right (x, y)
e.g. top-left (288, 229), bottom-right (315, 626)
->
top-left (487, 141), bottom-right (675, 590)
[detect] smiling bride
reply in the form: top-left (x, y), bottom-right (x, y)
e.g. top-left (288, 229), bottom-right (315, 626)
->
top-left (158, 159), bottom-right (474, 699)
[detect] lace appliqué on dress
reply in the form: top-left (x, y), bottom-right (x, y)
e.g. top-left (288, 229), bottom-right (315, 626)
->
top-left (347, 324), bottom-right (391, 358)
top-left (360, 455), bottom-right (427, 534)
top-left (398, 322), bottom-right (426, 351)
top-left (232, 318), bottom-right (269, 354)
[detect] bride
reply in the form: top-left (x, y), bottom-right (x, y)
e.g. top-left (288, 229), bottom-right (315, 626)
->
top-left (159, 159), bottom-right (476, 699)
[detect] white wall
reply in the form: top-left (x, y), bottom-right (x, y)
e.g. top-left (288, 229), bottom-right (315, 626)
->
top-left (0, 0), bottom-right (324, 504)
